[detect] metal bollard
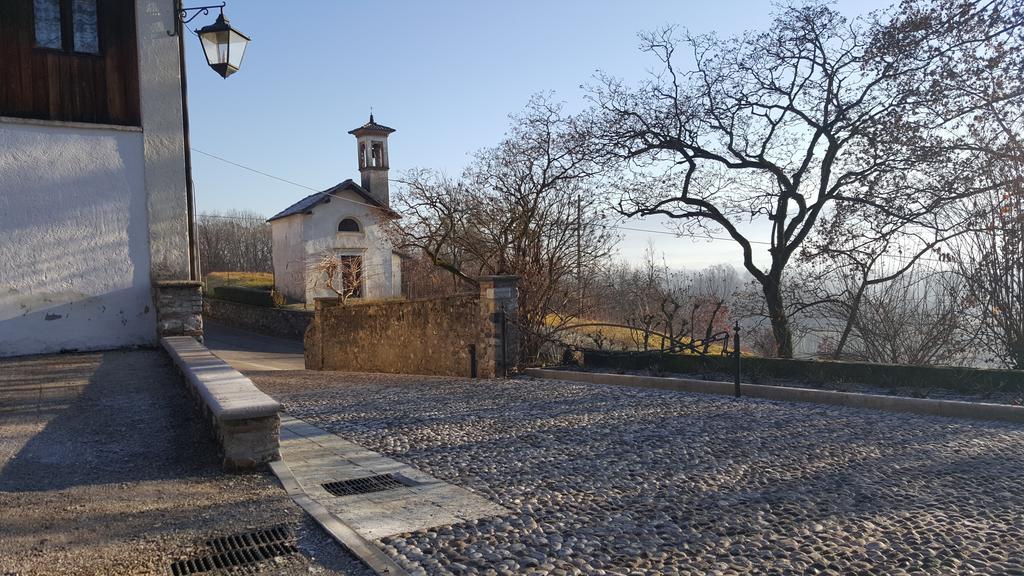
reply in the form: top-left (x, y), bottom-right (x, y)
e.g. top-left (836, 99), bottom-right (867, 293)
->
top-left (733, 321), bottom-right (741, 398)
top-left (469, 344), bottom-right (478, 378)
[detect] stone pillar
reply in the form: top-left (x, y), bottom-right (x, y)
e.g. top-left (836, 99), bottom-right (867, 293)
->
top-left (154, 280), bottom-right (203, 340)
top-left (479, 275), bottom-right (519, 378)
top-left (304, 298), bottom-right (326, 370)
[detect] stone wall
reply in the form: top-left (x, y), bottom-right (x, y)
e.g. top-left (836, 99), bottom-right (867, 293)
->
top-left (154, 281), bottom-right (203, 339)
top-left (305, 276), bottom-right (520, 378)
top-left (203, 298), bottom-right (313, 341)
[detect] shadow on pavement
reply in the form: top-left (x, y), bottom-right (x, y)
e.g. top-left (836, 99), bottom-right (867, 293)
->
top-left (0, 349), bottom-right (220, 492)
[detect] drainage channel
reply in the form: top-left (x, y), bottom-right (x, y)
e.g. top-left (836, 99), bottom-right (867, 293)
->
top-left (170, 525), bottom-right (298, 575)
top-left (321, 473), bottom-right (415, 497)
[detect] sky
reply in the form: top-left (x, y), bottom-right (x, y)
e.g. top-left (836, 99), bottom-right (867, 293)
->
top-left (187, 0), bottom-right (895, 270)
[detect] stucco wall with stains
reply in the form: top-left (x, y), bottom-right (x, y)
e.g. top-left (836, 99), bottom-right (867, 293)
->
top-left (0, 122), bottom-right (155, 356)
top-left (0, 0), bottom-right (192, 356)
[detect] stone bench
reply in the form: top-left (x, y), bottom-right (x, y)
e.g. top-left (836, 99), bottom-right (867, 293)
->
top-left (161, 336), bottom-right (281, 470)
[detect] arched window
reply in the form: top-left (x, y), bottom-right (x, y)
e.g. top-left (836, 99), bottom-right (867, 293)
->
top-left (338, 218), bottom-right (361, 233)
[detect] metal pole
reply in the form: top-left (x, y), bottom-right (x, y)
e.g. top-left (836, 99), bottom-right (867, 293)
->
top-left (469, 344), bottom-right (477, 378)
top-left (733, 320), bottom-right (741, 398)
top-left (500, 304), bottom-right (508, 377)
top-left (175, 0), bottom-right (201, 281)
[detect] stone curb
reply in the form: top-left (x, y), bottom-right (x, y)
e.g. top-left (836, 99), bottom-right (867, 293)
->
top-left (269, 460), bottom-right (411, 576)
top-left (525, 368), bottom-right (1024, 424)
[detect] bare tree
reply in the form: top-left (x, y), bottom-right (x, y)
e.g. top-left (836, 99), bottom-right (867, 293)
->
top-left (310, 251), bottom-right (364, 304)
top-left (625, 244), bottom-right (663, 351)
top-left (196, 210), bottom-right (272, 273)
top-left (587, 253), bottom-right (739, 353)
top-left (925, 0), bottom-right (1024, 368)
top-left (950, 179), bottom-right (1024, 368)
top-left (588, 0), bottom-right (1022, 357)
top-left (791, 204), bottom-right (972, 360)
top-left (841, 268), bottom-right (979, 366)
top-left (685, 264), bottom-right (739, 348)
top-left (388, 95), bottom-right (618, 361)
top-left (400, 250), bottom-right (475, 300)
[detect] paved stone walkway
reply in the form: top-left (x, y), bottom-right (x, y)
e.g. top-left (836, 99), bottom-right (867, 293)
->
top-left (252, 370), bottom-right (1024, 576)
top-left (279, 414), bottom-right (507, 540)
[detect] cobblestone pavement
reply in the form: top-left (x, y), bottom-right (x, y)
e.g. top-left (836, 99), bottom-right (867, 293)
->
top-left (251, 371), bottom-right (1024, 576)
top-left (0, 350), bottom-right (373, 576)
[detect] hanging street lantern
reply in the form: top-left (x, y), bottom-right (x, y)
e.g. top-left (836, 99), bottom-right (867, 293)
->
top-left (196, 11), bottom-right (251, 79)
top-left (176, 3), bottom-right (251, 79)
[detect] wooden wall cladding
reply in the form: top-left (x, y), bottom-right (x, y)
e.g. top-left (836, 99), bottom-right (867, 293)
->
top-left (0, 0), bottom-right (141, 126)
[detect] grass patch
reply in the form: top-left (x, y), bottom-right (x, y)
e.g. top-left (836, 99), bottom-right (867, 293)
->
top-left (205, 271), bottom-right (273, 291)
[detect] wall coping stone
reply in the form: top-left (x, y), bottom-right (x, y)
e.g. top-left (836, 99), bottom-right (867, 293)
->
top-left (154, 280), bottom-right (203, 288)
top-left (312, 293), bottom-right (476, 307)
top-left (162, 336), bottom-right (280, 420)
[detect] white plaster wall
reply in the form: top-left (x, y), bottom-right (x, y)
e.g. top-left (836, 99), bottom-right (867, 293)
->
top-left (270, 216), bottom-right (306, 302)
top-left (0, 122), bottom-right (154, 356)
top-left (293, 190), bottom-right (397, 302)
top-left (136, 0), bottom-right (191, 280)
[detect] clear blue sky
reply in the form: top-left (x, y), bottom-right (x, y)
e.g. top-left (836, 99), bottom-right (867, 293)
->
top-left (187, 0), bottom-right (893, 269)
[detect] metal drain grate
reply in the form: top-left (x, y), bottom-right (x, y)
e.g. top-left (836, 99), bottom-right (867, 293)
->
top-left (322, 473), bottom-right (409, 497)
top-left (170, 525), bottom-right (297, 575)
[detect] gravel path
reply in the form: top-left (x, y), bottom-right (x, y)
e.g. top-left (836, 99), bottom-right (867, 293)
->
top-left (0, 350), bottom-right (373, 576)
top-left (252, 370), bottom-right (1024, 576)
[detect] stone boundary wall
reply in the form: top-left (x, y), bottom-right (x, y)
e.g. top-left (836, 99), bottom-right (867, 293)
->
top-left (305, 275), bottom-right (519, 378)
top-left (203, 297), bottom-right (312, 341)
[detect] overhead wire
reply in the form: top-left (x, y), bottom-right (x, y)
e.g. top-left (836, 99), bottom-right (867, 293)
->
top-left (192, 148), bottom-right (394, 213)
top-left (191, 147), bottom-right (952, 265)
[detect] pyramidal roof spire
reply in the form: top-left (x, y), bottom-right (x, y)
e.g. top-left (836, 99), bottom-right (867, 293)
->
top-left (349, 113), bottom-right (395, 135)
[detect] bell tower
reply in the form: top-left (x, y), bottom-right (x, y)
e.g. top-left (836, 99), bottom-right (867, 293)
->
top-left (348, 114), bottom-right (396, 206)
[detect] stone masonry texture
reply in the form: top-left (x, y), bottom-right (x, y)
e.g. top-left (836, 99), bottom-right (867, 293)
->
top-left (305, 277), bottom-right (520, 378)
top-left (219, 414), bottom-right (282, 470)
top-left (203, 297), bottom-right (313, 341)
top-left (154, 280), bottom-right (203, 339)
top-left (306, 294), bottom-right (482, 376)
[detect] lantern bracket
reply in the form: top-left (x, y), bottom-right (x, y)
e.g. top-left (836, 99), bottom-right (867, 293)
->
top-left (168, 3), bottom-right (226, 36)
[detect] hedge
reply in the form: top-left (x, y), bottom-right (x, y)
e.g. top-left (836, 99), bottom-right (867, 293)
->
top-left (211, 285), bottom-right (274, 307)
top-left (582, 350), bottom-right (1024, 395)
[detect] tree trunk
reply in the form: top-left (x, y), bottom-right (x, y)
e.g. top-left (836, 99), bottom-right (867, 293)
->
top-left (1010, 339), bottom-right (1024, 370)
top-left (831, 283), bottom-right (867, 360)
top-left (763, 280), bottom-right (794, 358)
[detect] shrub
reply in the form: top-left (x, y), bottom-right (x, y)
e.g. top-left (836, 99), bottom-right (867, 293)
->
top-left (270, 288), bottom-right (286, 307)
top-left (582, 351), bottom-right (1024, 394)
